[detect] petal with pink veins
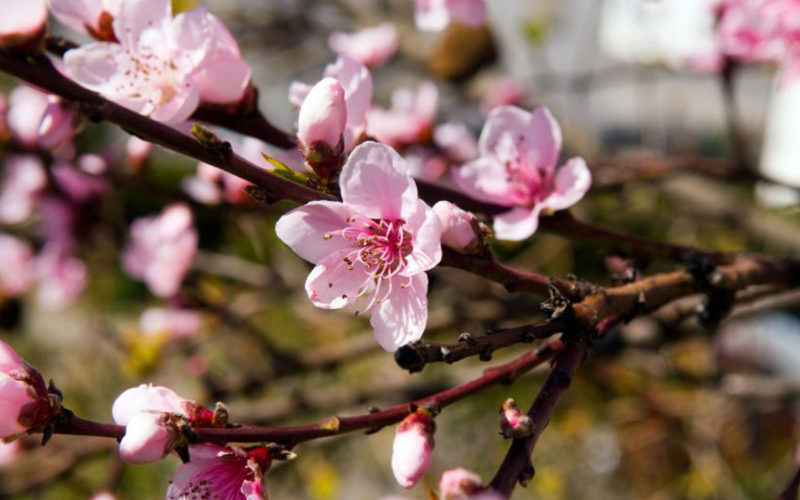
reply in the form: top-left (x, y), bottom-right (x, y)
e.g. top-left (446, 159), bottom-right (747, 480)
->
top-left (305, 250), bottom-right (373, 310)
top-left (339, 142), bottom-right (416, 220)
top-left (540, 157), bottom-right (591, 212)
top-left (275, 201), bottom-right (357, 264)
top-left (452, 157), bottom-right (519, 207)
top-left (480, 106), bottom-right (562, 176)
top-left (370, 273), bottom-right (428, 351)
top-left (492, 206), bottom-right (541, 242)
top-left (402, 200), bottom-right (442, 276)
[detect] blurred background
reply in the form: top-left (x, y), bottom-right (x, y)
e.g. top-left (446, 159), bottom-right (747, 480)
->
top-left (3, 0), bottom-right (800, 499)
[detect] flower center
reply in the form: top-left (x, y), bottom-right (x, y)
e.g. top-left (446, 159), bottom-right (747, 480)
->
top-left (338, 216), bottom-right (413, 280)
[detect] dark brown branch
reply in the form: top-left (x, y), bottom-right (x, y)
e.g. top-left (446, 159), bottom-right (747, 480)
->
top-left (50, 338), bottom-right (566, 446)
top-left (191, 104), bottom-right (296, 149)
top-left (0, 50), bottom-right (328, 205)
top-left (778, 466), bottom-right (800, 500)
top-left (489, 340), bottom-right (587, 496)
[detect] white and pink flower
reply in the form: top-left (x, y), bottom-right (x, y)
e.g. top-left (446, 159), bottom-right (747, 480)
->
top-left (139, 307), bottom-right (202, 340)
top-left (297, 77), bottom-right (347, 173)
top-left (415, 0), bottom-right (487, 32)
top-left (0, 340), bottom-right (52, 440)
top-left (439, 468), bottom-right (503, 500)
top-left (112, 384), bottom-right (191, 425)
top-left (0, 0), bottom-right (47, 49)
top-left (391, 411), bottom-right (435, 489)
top-left (0, 235), bottom-right (35, 298)
top-left (328, 22), bottom-right (398, 68)
top-left (367, 81), bottom-right (438, 149)
top-left (0, 155), bottom-right (47, 225)
top-left (118, 410), bottom-right (182, 464)
top-left (121, 203), bottom-right (198, 298)
top-left (167, 444), bottom-right (271, 500)
top-left (63, 0), bottom-right (251, 124)
top-left (275, 142), bottom-right (442, 351)
top-left (35, 244), bottom-right (88, 311)
top-left (433, 122), bottom-right (479, 163)
top-left (290, 55), bottom-right (373, 153)
top-left (453, 106), bottom-right (591, 241)
top-left (7, 86), bottom-right (76, 151)
top-left (47, 0), bottom-right (122, 40)
top-left (498, 397), bottom-right (534, 439)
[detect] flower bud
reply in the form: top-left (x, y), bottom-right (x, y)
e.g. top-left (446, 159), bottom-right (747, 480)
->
top-left (0, 340), bottom-right (53, 439)
top-left (391, 410), bottom-right (435, 489)
top-left (119, 410), bottom-right (184, 464)
top-left (0, 0), bottom-right (47, 50)
top-left (498, 398), bottom-right (534, 439)
top-left (297, 78), bottom-right (346, 178)
top-left (433, 201), bottom-right (483, 254)
top-left (37, 97), bottom-right (76, 150)
top-left (112, 384), bottom-right (190, 426)
top-left (439, 468), bottom-right (484, 499)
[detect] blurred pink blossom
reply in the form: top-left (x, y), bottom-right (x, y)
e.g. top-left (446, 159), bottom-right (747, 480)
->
top-left (0, 340), bottom-right (51, 440)
top-left (167, 444), bottom-right (270, 500)
top-left (126, 136), bottom-right (153, 168)
top-left (51, 157), bottom-right (109, 203)
top-left (121, 203), bottom-right (198, 298)
top-left (275, 142), bottom-right (442, 351)
top-left (433, 122), bottom-right (479, 163)
top-left (328, 22), bottom-right (398, 68)
top-left (140, 307), bottom-right (202, 340)
top-left (0, 0), bottom-right (47, 48)
top-left (498, 397), bottom-right (534, 439)
top-left (439, 468), bottom-right (503, 500)
top-left (453, 106), bottom-right (591, 241)
top-left (367, 81), bottom-right (438, 148)
top-left (0, 155), bottom-right (47, 225)
top-left (7, 86), bottom-right (76, 150)
top-left (0, 440), bottom-right (21, 467)
top-left (0, 235), bottom-right (34, 298)
top-left (415, 0), bottom-right (487, 31)
top-left (480, 77), bottom-right (524, 116)
top-left (35, 244), bottom-right (88, 311)
top-left (63, 0), bottom-right (250, 124)
top-left (391, 411), bottom-right (435, 488)
top-left (404, 146), bottom-right (448, 181)
top-left (433, 201), bottom-right (481, 254)
top-left (37, 197), bottom-right (77, 248)
top-left (47, 0), bottom-right (122, 40)
top-left (89, 492), bottom-right (117, 500)
top-left (289, 55), bottom-right (373, 153)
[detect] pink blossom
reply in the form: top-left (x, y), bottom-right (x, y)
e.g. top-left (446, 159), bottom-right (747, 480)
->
top-left (297, 77), bottom-right (347, 152)
top-left (111, 384), bottom-right (190, 425)
top-left (275, 142), bottom-right (442, 351)
top-left (328, 22), bottom-right (399, 68)
top-left (289, 55), bottom-right (373, 153)
top-left (434, 122), bottom-right (479, 163)
top-left (0, 340), bottom-right (51, 440)
top-left (453, 106), bottom-right (591, 241)
top-left (498, 397), bottom-right (534, 439)
top-left (415, 0), bottom-right (487, 31)
top-left (7, 86), bottom-right (76, 150)
top-left (0, 0), bottom-right (46, 49)
top-left (118, 410), bottom-right (180, 464)
top-left (187, 10), bottom-right (252, 106)
top-left (140, 307), bottom-right (202, 340)
top-left (35, 244), bottom-right (88, 311)
top-left (89, 492), bottom-right (117, 500)
top-left (391, 411), bottom-right (435, 488)
top-left (47, 0), bottom-right (122, 40)
top-left (367, 81), bottom-right (438, 149)
top-left (404, 147), bottom-right (448, 181)
top-left (0, 235), bottom-right (34, 298)
top-left (433, 201), bottom-right (481, 253)
top-left (126, 136), bottom-right (153, 168)
top-left (0, 440), bottom-right (21, 467)
top-left (51, 157), bottom-right (109, 202)
top-left (37, 197), bottom-right (77, 248)
top-left (439, 468), bottom-right (503, 500)
top-left (480, 77), bottom-right (524, 116)
top-left (167, 444), bottom-right (270, 500)
top-left (62, 0), bottom-right (237, 124)
top-left (121, 203), bottom-right (198, 298)
top-left (0, 155), bottom-right (47, 225)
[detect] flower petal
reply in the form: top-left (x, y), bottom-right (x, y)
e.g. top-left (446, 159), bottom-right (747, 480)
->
top-left (275, 201), bottom-right (357, 264)
top-left (402, 200), bottom-right (442, 276)
top-left (493, 206), bottom-right (541, 241)
top-left (370, 273), bottom-right (428, 351)
top-left (305, 250), bottom-right (372, 309)
top-left (112, 0), bottom-right (170, 49)
top-left (480, 106), bottom-right (562, 176)
top-left (452, 157), bottom-right (518, 206)
top-left (167, 444), bottom-right (249, 500)
top-left (541, 157), bottom-right (591, 212)
top-left (339, 142), bottom-right (416, 220)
